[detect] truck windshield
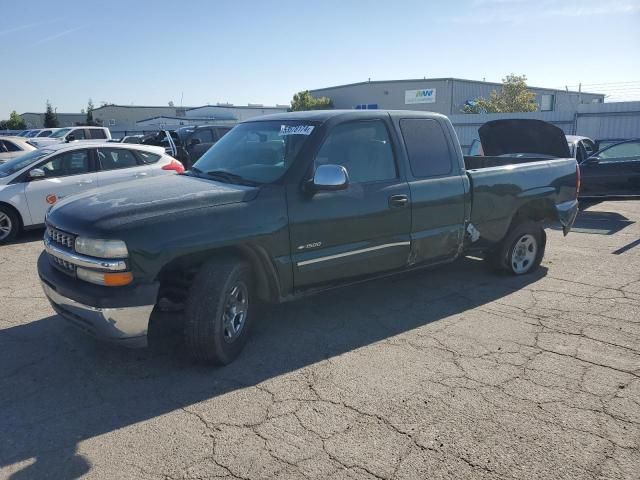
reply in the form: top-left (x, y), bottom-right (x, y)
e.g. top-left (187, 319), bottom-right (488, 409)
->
top-left (192, 121), bottom-right (315, 184)
top-left (49, 128), bottom-right (72, 138)
top-left (0, 149), bottom-right (52, 177)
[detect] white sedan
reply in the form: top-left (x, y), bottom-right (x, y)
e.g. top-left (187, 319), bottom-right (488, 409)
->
top-left (0, 136), bottom-right (37, 163)
top-left (0, 142), bottom-right (184, 243)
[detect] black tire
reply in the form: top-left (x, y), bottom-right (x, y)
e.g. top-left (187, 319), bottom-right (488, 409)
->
top-left (184, 257), bottom-right (253, 365)
top-left (486, 220), bottom-right (546, 275)
top-left (0, 205), bottom-right (20, 244)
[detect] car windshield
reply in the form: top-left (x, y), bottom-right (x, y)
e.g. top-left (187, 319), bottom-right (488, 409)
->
top-left (192, 121), bottom-right (316, 184)
top-left (26, 130), bottom-right (40, 137)
top-left (0, 149), bottom-right (52, 177)
top-left (49, 128), bottom-right (72, 138)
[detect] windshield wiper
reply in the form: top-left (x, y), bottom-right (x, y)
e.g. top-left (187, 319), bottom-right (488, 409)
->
top-left (205, 170), bottom-right (261, 186)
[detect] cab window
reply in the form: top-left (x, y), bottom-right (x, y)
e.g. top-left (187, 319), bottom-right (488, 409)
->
top-left (70, 129), bottom-right (86, 140)
top-left (400, 118), bottom-right (453, 177)
top-left (97, 148), bottom-right (140, 170)
top-left (315, 120), bottom-right (396, 183)
top-left (89, 129), bottom-right (107, 139)
top-left (38, 150), bottom-right (90, 177)
top-left (192, 129), bottom-right (214, 143)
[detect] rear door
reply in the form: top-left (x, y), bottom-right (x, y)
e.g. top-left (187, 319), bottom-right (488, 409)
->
top-left (24, 148), bottom-right (97, 224)
top-left (95, 147), bottom-right (155, 186)
top-left (287, 118), bottom-right (411, 288)
top-left (581, 141), bottom-right (640, 196)
top-left (397, 117), bottom-right (468, 264)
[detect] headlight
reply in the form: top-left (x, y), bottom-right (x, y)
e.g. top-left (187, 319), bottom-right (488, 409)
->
top-left (75, 237), bottom-right (128, 258)
top-left (77, 267), bottom-right (133, 286)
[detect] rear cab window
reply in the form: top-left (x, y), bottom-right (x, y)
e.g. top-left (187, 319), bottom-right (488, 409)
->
top-left (400, 118), bottom-right (454, 177)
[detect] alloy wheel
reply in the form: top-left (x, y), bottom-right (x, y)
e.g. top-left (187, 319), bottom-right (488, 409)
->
top-left (222, 282), bottom-right (249, 343)
top-left (511, 234), bottom-right (538, 274)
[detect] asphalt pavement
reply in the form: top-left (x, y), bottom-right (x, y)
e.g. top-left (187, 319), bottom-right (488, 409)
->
top-left (1, 200), bottom-right (639, 479)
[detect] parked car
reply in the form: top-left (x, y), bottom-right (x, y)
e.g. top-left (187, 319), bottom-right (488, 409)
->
top-left (18, 129), bottom-right (38, 137)
top-left (0, 137), bottom-right (37, 163)
top-left (579, 139), bottom-right (640, 198)
top-left (38, 111), bottom-right (579, 364)
top-left (28, 126), bottom-right (111, 148)
top-left (594, 138), bottom-right (629, 151)
top-left (34, 128), bottom-right (60, 138)
top-left (0, 143), bottom-right (183, 243)
top-left (566, 135), bottom-right (596, 162)
top-left (142, 125), bottom-right (232, 168)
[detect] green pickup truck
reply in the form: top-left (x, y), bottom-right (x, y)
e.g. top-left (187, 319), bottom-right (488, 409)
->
top-left (38, 111), bottom-right (579, 364)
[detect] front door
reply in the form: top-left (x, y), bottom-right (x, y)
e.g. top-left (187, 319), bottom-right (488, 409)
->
top-left (24, 148), bottom-right (97, 224)
top-left (287, 119), bottom-right (411, 288)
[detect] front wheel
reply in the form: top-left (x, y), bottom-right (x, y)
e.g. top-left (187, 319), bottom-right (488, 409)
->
top-left (184, 257), bottom-right (253, 365)
top-left (0, 206), bottom-right (20, 244)
top-left (487, 221), bottom-right (546, 275)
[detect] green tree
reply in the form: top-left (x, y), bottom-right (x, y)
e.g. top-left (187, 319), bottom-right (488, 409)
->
top-left (1, 111), bottom-right (27, 130)
top-left (462, 74), bottom-right (538, 113)
top-left (86, 98), bottom-right (95, 125)
top-left (290, 90), bottom-right (333, 111)
top-left (44, 100), bottom-right (59, 127)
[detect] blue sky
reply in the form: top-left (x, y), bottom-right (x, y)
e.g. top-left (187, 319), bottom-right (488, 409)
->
top-left (1, 0), bottom-right (639, 118)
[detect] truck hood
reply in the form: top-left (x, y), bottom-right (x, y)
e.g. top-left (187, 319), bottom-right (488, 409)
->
top-left (47, 174), bottom-right (258, 234)
top-left (478, 119), bottom-right (571, 158)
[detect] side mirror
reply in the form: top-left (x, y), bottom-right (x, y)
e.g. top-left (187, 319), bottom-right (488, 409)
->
top-left (66, 134), bottom-right (75, 142)
top-left (584, 156), bottom-right (600, 166)
top-left (310, 164), bottom-right (349, 192)
top-left (29, 168), bottom-right (45, 179)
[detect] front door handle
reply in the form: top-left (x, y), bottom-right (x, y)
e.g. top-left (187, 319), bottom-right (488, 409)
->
top-left (389, 194), bottom-right (409, 208)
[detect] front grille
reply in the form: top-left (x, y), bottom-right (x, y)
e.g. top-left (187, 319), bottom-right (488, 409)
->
top-left (46, 225), bottom-right (75, 250)
top-left (50, 254), bottom-right (76, 276)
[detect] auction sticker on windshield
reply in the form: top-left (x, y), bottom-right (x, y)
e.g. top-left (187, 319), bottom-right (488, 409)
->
top-left (279, 125), bottom-right (314, 136)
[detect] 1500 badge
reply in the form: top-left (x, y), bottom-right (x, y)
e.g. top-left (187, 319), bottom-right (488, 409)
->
top-left (297, 242), bottom-right (322, 250)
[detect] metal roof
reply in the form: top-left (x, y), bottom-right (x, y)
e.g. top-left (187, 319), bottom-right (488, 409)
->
top-left (309, 77), bottom-right (603, 96)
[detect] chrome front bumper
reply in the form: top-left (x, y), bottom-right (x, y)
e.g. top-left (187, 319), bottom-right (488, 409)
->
top-left (41, 280), bottom-right (153, 348)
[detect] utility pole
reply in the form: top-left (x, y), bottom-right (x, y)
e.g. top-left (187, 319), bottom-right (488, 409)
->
top-left (578, 82), bottom-right (582, 104)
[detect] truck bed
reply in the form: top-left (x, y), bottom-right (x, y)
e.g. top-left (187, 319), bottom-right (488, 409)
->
top-left (464, 156), bottom-right (579, 243)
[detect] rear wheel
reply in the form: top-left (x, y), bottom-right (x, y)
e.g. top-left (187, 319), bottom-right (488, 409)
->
top-left (184, 257), bottom-right (253, 365)
top-left (0, 206), bottom-right (20, 244)
top-left (486, 221), bottom-right (545, 275)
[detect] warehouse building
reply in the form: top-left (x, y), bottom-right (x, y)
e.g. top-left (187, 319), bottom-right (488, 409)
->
top-left (310, 78), bottom-right (605, 115)
top-left (20, 103), bottom-right (288, 132)
top-left (135, 104), bottom-right (288, 129)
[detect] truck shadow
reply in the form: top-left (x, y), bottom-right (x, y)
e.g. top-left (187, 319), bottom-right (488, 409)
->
top-left (550, 209), bottom-right (634, 236)
top-left (0, 257), bottom-right (547, 479)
